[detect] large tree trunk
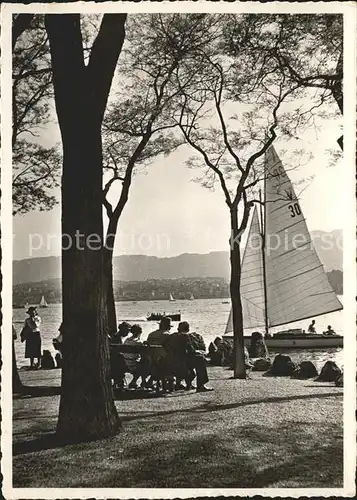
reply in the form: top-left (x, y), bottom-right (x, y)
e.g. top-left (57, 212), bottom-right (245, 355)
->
top-left (230, 209), bottom-right (246, 379)
top-left (46, 14), bottom-right (126, 443)
top-left (56, 126), bottom-right (120, 442)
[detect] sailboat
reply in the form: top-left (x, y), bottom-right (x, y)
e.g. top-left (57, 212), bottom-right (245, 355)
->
top-left (189, 293), bottom-right (195, 300)
top-left (223, 145), bottom-right (343, 349)
top-left (39, 295), bottom-right (49, 308)
top-left (169, 293), bottom-right (175, 302)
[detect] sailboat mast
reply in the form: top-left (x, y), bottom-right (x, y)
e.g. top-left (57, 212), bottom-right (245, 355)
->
top-left (259, 187), bottom-right (269, 337)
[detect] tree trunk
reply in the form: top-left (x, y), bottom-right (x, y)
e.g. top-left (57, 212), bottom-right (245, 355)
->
top-left (230, 209), bottom-right (246, 379)
top-left (56, 128), bottom-right (120, 442)
top-left (13, 340), bottom-right (24, 393)
top-left (103, 247), bottom-right (116, 336)
top-left (333, 52), bottom-right (343, 151)
top-left (337, 135), bottom-right (343, 151)
top-left (46, 14), bottom-right (125, 443)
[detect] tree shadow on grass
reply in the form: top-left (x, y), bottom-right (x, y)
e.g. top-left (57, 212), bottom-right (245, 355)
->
top-left (92, 422), bottom-right (342, 488)
top-left (13, 390), bottom-right (342, 459)
top-left (12, 409), bottom-right (343, 488)
top-left (120, 391), bottom-right (342, 423)
top-left (113, 388), bottom-right (195, 401)
top-left (13, 432), bottom-right (60, 456)
top-left (13, 386), bottom-right (61, 399)
top-left (200, 391), bottom-right (342, 412)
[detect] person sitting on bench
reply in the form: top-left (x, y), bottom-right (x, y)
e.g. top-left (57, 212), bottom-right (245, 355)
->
top-left (109, 322), bottom-right (132, 390)
top-left (170, 321), bottom-right (213, 393)
top-left (122, 324), bottom-right (146, 389)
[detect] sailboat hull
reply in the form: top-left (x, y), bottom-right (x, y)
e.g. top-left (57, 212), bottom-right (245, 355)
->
top-left (223, 333), bottom-right (343, 349)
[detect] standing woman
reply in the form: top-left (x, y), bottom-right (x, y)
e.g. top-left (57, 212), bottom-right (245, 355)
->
top-left (21, 306), bottom-right (42, 369)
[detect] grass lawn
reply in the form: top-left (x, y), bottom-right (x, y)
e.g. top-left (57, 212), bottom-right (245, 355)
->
top-left (13, 366), bottom-right (343, 488)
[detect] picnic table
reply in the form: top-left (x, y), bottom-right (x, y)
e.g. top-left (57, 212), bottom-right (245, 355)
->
top-left (109, 343), bottom-right (165, 357)
top-left (109, 343), bottom-right (170, 391)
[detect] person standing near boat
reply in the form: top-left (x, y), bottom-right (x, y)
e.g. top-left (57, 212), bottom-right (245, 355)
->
top-left (21, 306), bottom-right (41, 369)
top-left (308, 319), bottom-right (316, 334)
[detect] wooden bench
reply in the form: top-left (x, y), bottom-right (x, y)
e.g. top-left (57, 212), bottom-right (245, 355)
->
top-left (109, 343), bottom-right (172, 392)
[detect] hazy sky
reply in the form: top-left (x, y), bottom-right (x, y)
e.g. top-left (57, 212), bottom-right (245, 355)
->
top-left (13, 116), bottom-right (343, 261)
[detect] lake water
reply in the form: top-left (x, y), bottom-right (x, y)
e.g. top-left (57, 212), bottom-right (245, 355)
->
top-left (13, 297), bottom-right (344, 370)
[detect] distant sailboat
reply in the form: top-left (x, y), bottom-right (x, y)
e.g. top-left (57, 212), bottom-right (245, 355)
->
top-left (189, 293), bottom-right (195, 300)
top-left (24, 302), bottom-right (29, 310)
top-left (169, 293), bottom-right (175, 302)
top-left (39, 295), bottom-right (48, 308)
top-left (224, 145), bottom-right (343, 349)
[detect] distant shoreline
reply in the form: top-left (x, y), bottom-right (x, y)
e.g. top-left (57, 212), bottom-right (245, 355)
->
top-left (13, 293), bottom-right (343, 309)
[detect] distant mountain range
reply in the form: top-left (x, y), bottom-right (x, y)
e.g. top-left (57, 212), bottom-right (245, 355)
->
top-left (13, 229), bottom-right (342, 285)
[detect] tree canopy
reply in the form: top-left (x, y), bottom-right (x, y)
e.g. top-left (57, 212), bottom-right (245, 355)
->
top-left (12, 14), bottom-right (61, 215)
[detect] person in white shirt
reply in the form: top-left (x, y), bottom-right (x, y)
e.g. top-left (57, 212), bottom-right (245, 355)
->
top-left (21, 306), bottom-right (42, 369)
top-left (122, 325), bottom-right (144, 389)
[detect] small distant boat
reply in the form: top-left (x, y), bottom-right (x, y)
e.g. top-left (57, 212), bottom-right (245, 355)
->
top-left (39, 295), bottom-right (48, 308)
top-left (24, 302), bottom-right (29, 310)
top-left (223, 145), bottom-right (343, 349)
top-left (147, 312), bottom-right (181, 322)
top-left (189, 293), bottom-right (195, 300)
top-left (169, 293), bottom-right (175, 302)
top-left (222, 300), bottom-right (230, 304)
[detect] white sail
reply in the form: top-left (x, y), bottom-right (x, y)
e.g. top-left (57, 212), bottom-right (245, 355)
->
top-left (264, 145), bottom-right (342, 327)
top-left (39, 295), bottom-right (48, 307)
top-left (169, 293), bottom-right (175, 301)
top-left (189, 293), bottom-right (195, 300)
top-left (225, 146), bottom-right (342, 335)
top-left (225, 206), bottom-right (266, 334)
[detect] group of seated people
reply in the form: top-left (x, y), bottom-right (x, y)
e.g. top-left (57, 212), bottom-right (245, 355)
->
top-left (208, 335), bottom-right (259, 367)
top-left (109, 317), bottom-right (213, 393)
